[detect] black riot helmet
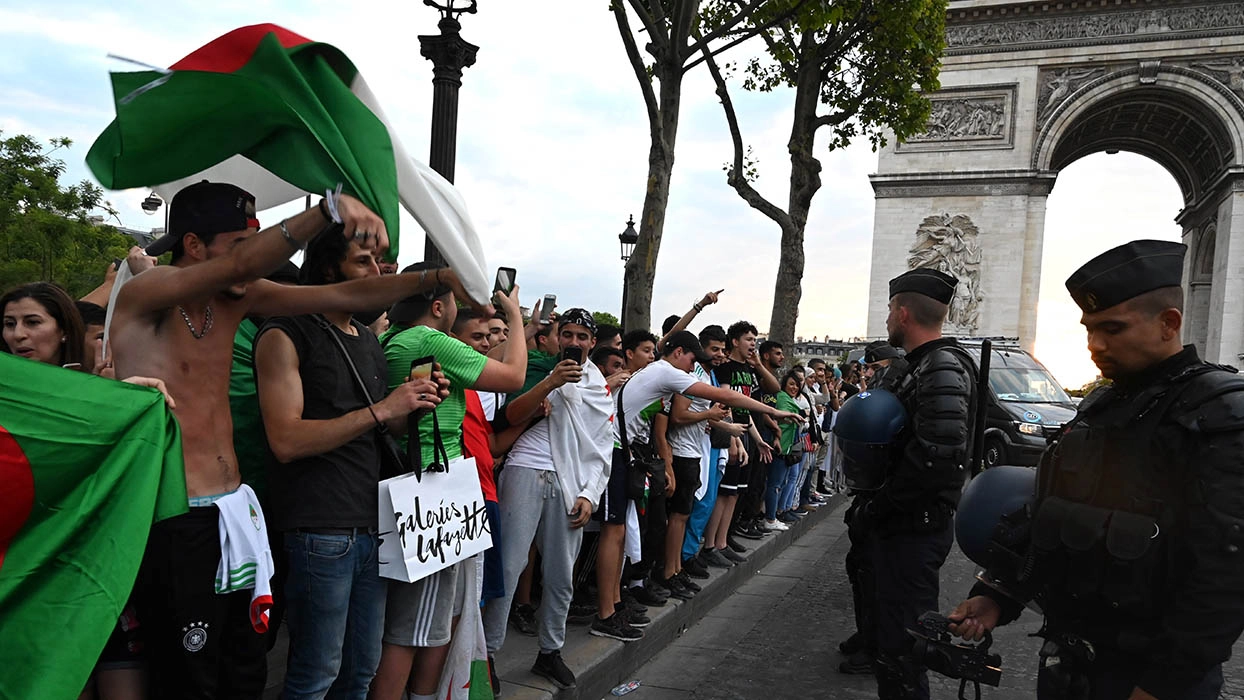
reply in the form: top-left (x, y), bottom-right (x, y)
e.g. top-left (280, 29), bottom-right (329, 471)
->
top-left (955, 465), bottom-right (1036, 569)
top-left (832, 389), bottom-right (907, 491)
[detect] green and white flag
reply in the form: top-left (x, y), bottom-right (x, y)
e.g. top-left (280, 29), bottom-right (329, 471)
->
top-left (86, 23), bottom-right (490, 303)
top-left (0, 354), bottom-right (187, 700)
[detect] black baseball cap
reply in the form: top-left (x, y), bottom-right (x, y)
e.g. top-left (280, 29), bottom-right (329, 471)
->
top-left (146, 181), bottom-right (260, 256)
top-left (663, 330), bottom-right (712, 364)
top-left (387, 262), bottom-right (453, 325)
top-left (864, 340), bottom-right (902, 363)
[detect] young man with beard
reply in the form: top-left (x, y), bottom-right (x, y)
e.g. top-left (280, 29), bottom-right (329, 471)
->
top-left (483, 309), bottom-right (614, 691)
top-left (108, 182), bottom-right (477, 700)
top-left (593, 332), bottom-right (801, 640)
top-left (253, 234), bottom-right (443, 699)
top-left (370, 267), bottom-right (527, 700)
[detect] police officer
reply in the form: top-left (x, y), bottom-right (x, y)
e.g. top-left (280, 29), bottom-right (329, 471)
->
top-left (838, 339), bottom-right (907, 675)
top-left (949, 240), bottom-right (1244, 700)
top-left (866, 268), bottom-right (978, 699)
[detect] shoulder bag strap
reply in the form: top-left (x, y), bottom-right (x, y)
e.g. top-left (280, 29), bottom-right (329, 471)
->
top-left (312, 315), bottom-right (424, 475)
top-left (617, 380), bottom-right (631, 457)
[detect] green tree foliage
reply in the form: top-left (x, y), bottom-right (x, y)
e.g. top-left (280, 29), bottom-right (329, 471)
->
top-left (0, 132), bottom-right (133, 298)
top-left (592, 310), bottom-right (621, 328)
top-left (699, 0), bottom-right (947, 350)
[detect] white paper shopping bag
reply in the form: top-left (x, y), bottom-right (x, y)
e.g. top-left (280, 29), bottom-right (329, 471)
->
top-left (377, 456), bottom-right (493, 583)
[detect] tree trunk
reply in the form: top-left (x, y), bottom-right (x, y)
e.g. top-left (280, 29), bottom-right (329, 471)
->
top-left (623, 65), bottom-right (683, 333)
top-left (766, 55), bottom-right (823, 352)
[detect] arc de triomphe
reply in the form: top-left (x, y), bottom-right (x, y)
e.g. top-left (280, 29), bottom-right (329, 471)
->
top-left (866, 0), bottom-right (1244, 365)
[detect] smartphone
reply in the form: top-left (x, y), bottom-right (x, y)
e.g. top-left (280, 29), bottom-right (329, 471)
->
top-left (113, 258), bottom-right (123, 271)
top-left (494, 267), bottom-right (517, 295)
top-left (539, 294), bottom-right (556, 324)
top-left (560, 346), bottom-right (583, 364)
top-left (409, 355), bottom-right (435, 382)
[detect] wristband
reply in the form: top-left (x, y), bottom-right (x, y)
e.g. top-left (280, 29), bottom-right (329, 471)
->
top-left (279, 220), bottom-right (304, 251)
top-left (321, 183), bottom-right (344, 224)
top-left (693, 302), bottom-right (704, 313)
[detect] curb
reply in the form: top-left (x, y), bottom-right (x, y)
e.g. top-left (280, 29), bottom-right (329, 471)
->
top-left (498, 492), bottom-right (847, 700)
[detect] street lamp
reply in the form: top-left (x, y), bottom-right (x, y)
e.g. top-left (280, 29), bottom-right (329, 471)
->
top-left (419, 0), bottom-right (479, 264)
top-left (619, 215), bottom-right (638, 325)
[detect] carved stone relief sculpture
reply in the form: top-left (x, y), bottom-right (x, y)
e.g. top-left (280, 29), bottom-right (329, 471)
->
top-left (910, 97), bottom-right (1007, 141)
top-left (908, 213), bottom-right (985, 333)
top-left (1037, 68), bottom-right (1105, 124)
top-left (947, 3), bottom-right (1244, 51)
top-left (1192, 57), bottom-right (1244, 98)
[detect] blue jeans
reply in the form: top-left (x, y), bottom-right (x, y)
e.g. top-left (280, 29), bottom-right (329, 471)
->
top-left (779, 455), bottom-right (802, 514)
top-left (764, 455), bottom-right (789, 520)
top-left (282, 531), bottom-right (387, 700)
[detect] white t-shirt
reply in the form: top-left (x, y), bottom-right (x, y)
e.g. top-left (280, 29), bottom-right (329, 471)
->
top-left (615, 359), bottom-right (698, 445)
top-left (504, 416), bottom-right (554, 471)
top-left (667, 363), bottom-right (713, 458)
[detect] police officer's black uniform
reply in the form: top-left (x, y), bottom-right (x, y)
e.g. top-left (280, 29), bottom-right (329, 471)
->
top-left (868, 270), bottom-right (978, 699)
top-left (970, 240), bottom-right (1244, 699)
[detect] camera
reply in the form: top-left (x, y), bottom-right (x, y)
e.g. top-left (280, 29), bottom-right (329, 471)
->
top-left (907, 611), bottom-right (1002, 700)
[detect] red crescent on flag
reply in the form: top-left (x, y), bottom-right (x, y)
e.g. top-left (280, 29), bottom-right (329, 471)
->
top-left (0, 425), bottom-right (35, 570)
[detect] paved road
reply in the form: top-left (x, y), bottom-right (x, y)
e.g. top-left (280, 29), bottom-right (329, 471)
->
top-left (630, 501), bottom-right (1244, 700)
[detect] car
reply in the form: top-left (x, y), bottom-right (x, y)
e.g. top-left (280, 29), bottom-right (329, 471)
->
top-left (959, 343), bottom-right (1077, 469)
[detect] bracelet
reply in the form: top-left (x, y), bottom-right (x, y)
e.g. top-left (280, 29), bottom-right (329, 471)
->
top-left (693, 302), bottom-right (703, 313)
top-left (317, 198), bottom-right (332, 223)
top-left (435, 268), bottom-right (443, 286)
top-left (321, 184), bottom-right (344, 224)
top-left (279, 220), bottom-right (304, 250)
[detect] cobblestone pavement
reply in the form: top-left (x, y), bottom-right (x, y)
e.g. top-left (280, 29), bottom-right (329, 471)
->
top-left (631, 502), bottom-right (1244, 700)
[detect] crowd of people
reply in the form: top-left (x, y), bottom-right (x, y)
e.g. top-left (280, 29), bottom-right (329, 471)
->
top-left (1, 181), bottom-right (903, 700)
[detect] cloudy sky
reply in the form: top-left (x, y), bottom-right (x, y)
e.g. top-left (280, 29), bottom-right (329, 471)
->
top-left (0, 1), bottom-right (1183, 389)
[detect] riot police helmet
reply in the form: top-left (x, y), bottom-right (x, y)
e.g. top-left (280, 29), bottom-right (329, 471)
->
top-left (955, 465), bottom-right (1036, 569)
top-left (832, 388), bottom-right (907, 491)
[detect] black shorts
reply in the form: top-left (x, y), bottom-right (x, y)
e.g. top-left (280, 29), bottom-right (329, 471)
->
top-left (596, 448), bottom-right (631, 525)
top-left (668, 456), bottom-right (702, 515)
top-left (134, 506), bottom-right (267, 699)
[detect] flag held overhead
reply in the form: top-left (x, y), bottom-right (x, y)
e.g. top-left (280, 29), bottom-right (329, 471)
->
top-left (86, 23), bottom-right (490, 304)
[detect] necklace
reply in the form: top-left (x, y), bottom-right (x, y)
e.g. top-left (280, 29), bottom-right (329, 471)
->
top-left (178, 304), bottom-right (214, 340)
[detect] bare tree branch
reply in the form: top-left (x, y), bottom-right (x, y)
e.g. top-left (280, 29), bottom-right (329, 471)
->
top-left (625, 0), bottom-right (668, 51)
top-left (683, 0), bottom-right (765, 58)
top-left (613, 2), bottom-right (661, 131)
top-left (699, 40), bottom-right (790, 228)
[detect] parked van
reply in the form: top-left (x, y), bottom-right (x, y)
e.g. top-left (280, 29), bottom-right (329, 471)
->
top-left (959, 343), bottom-right (1077, 468)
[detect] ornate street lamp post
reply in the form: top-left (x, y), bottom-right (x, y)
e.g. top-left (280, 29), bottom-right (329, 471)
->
top-left (419, 0), bottom-right (479, 263)
top-left (618, 215), bottom-right (638, 325)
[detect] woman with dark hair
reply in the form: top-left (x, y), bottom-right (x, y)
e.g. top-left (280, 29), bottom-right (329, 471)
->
top-left (2, 281), bottom-right (86, 369)
top-left (3, 281), bottom-right (171, 700)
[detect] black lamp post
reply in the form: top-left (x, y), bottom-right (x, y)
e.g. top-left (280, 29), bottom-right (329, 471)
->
top-left (419, 0), bottom-right (479, 264)
top-left (618, 214), bottom-right (638, 324)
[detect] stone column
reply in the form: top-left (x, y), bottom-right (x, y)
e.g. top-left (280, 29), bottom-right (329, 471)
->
top-left (1208, 188), bottom-right (1244, 365)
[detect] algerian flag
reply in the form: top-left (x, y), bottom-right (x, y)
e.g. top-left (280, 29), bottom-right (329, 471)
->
top-left (86, 23), bottom-right (490, 304)
top-left (0, 354), bottom-right (187, 700)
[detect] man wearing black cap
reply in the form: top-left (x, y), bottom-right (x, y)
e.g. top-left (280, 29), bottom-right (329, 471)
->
top-left (109, 181), bottom-right (480, 700)
top-left (950, 240), bottom-right (1244, 700)
top-left (863, 340), bottom-right (907, 392)
top-left (863, 267), bottom-right (978, 700)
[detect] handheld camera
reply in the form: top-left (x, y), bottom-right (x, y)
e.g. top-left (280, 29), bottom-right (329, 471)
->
top-left (907, 611), bottom-right (1002, 700)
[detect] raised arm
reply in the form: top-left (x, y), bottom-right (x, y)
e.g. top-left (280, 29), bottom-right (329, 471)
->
top-left (658, 289), bottom-right (722, 350)
top-left (670, 392), bottom-right (728, 426)
top-left (504, 360), bottom-right (581, 425)
top-left (471, 288), bottom-right (527, 393)
top-left (686, 382), bottom-right (800, 422)
top-left (116, 195), bottom-right (381, 318)
top-left (247, 266), bottom-right (485, 319)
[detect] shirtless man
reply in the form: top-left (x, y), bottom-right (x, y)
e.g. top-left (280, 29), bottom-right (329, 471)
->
top-left (109, 181), bottom-right (480, 700)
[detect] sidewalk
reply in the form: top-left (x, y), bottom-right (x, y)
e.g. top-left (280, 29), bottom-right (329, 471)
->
top-left (261, 495), bottom-right (845, 699)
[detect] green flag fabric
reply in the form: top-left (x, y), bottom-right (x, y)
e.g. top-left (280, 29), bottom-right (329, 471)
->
top-left (84, 23), bottom-right (492, 303)
top-left (0, 354), bottom-right (187, 700)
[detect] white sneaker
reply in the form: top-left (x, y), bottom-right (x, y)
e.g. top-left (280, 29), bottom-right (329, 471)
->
top-left (766, 519), bottom-right (789, 531)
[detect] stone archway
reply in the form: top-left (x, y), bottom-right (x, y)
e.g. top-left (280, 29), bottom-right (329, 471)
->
top-left (866, 0), bottom-right (1244, 365)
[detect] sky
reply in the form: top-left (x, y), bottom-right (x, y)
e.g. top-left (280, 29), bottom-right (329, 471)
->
top-left (0, 1), bottom-right (1184, 390)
